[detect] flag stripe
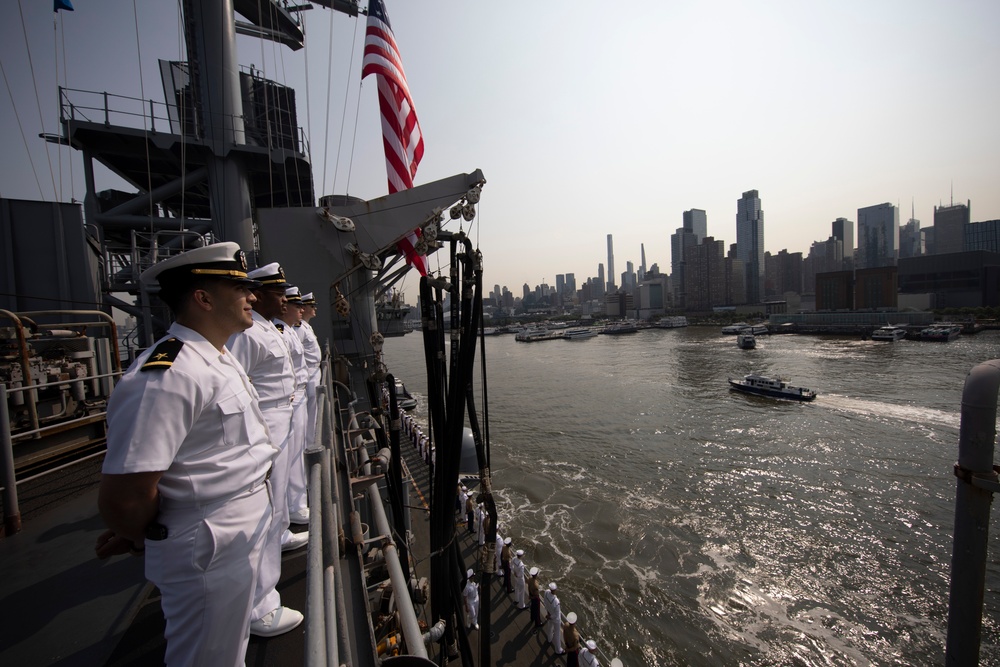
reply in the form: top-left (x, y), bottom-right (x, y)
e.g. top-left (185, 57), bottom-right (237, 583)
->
top-left (362, 0), bottom-right (427, 275)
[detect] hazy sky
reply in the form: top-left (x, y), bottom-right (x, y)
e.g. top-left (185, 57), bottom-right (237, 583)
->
top-left (2, 0), bottom-right (998, 296)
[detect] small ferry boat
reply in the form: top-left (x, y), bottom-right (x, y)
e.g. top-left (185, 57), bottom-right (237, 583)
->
top-left (563, 328), bottom-right (598, 340)
top-left (870, 326), bottom-right (907, 341)
top-left (721, 322), bottom-right (750, 334)
top-left (728, 373), bottom-right (817, 401)
top-left (657, 316), bottom-right (689, 328)
top-left (601, 322), bottom-right (639, 335)
top-left (395, 378), bottom-right (418, 411)
top-left (736, 329), bottom-right (756, 349)
top-left (920, 325), bottom-right (961, 342)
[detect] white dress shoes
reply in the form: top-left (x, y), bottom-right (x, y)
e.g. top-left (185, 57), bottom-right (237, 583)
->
top-left (250, 606), bottom-right (303, 637)
top-left (288, 507), bottom-right (310, 525)
top-left (281, 530), bottom-right (309, 552)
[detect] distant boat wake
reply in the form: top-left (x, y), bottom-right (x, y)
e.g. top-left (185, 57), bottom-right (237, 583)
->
top-left (819, 393), bottom-right (960, 429)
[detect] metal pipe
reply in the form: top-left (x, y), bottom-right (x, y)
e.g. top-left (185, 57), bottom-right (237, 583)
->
top-left (305, 447), bottom-right (326, 666)
top-left (320, 446), bottom-right (341, 667)
top-left (100, 167), bottom-right (207, 217)
top-left (360, 447), bottom-right (427, 658)
top-left (0, 384), bottom-right (22, 535)
top-left (946, 359), bottom-right (1000, 665)
top-left (0, 310), bottom-right (39, 435)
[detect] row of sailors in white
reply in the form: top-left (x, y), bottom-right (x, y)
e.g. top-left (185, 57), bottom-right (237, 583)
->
top-left (401, 412), bottom-right (435, 466)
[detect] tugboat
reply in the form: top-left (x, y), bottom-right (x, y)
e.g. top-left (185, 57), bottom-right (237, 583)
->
top-left (728, 373), bottom-right (817, 401)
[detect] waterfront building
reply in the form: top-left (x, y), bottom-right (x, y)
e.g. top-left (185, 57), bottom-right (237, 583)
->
top-left (899, 215), bottom-right (922, 258)
top-left (636, 269), bottom-right (669, 320)
top-left (933, 201), bottom-right (971, 255)
top-left (855, 266), bottom-right (897, 309)
top-left (856, 203), bottom-right (898, 268)
top-left (898, 251), bottom-right (1000, 308)
top-left (832, 217), bottom-right (854, 268)
top-left (670, 209), bottom-right (708, 310)
top-left (816, 270), bottom-right (854, 310)
top-left (965, 220), bottom-right (1000, 253)
top-left (803, 236), bottom-right (843, 296)
top-left (765, 249), bottom-right (803, 297)
top-left (736, 190), bottom-right (765, 304)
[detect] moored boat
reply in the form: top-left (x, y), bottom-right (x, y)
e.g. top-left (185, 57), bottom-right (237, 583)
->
top-left (563, 328), bottom-right (598, 340)
top-left (721, 322), bottom-right (750, 334)
top-left (871, 326), bottom-right (907, 341)
top-left (920, 325), bottom-right (961, 342)
top-left (601, 322), bottom-right (638, 335)
top-left (657, 316), bottom-right (689, 328)
top-left (728, 373), bottom-right (817, 401)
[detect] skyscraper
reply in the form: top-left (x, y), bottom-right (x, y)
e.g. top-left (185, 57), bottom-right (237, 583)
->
top-left (607, 234), bottom-right (616, 292)
top-left (736, 190), bottom-right (765, 304)
top-left (671, 209), bottom-right (708, 310)
top-left (856, 203), bottom-right (899, 268)
top-left (683, 208), bottom-right (707, 240)
top-left (933, 200), bottom-right (970, 255)
top-left (831, 217), bottom-right (854, 268)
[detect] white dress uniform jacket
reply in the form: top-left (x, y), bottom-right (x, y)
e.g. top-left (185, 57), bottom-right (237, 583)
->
top-left (511, 555), bottom-right (527, 608)
top-left (279, 320), bottom-right (309, 515)
top-left (544, 589), bottom-right (564, 653)
top-left (227, 311), bottom-right (297, 622)
top-left (463, 578), bottom-right (480, 628)
top-left (104, 323), bottom-right (276, 667)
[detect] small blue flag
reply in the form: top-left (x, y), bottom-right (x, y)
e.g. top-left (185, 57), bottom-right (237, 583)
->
top-left (54, 0), bottom-right (74, 11)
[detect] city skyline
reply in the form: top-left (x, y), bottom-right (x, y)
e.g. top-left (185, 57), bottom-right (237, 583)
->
top-left (1, 1), bottom-right (997, 296)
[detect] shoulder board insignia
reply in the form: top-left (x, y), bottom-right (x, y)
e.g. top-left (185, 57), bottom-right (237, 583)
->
top-left (141, 337), bottom-right (184, 372)
top-left (275, 322), bottom-right (285, 333)
top-left (294, 322), bottom-right (302, 328)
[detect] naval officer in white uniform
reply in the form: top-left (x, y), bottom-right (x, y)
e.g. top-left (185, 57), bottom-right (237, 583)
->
top-left (228, 262), bottom-right (307, 637)
top-left (297, 292), bottom-right (322, 466)
top-left (97, 242), bottom-right (277, 667)
top-left (276, 286), bottom-right (310, 525)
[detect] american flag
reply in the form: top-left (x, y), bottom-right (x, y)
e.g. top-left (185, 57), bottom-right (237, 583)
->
top-left (362, 0), bottom-right (427, 274)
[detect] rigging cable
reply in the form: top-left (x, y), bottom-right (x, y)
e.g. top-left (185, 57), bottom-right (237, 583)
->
top-left (52, 13), bottom-right (62, 201)
top-left (130, 0), bottom-right (155, 237)
top-left (320, 5), bottom-right (336, 197)
top-left (0, 60), bottom-right (45, 199)
top-left (16, 0), bottom-right (57, 200)
top-left (58, 9), bottom-right (74, 203)
top-left (333, 13), bottom-right (361, 198)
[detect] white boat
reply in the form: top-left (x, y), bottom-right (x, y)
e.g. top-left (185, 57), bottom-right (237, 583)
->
top-left (736, 329), bottom-right (756, 349)
top-left (728, 373), bottom-right (817, 401)
top-left (871, 326), bottom-right (907, 341)
top-left (721, 322), bottom-right (749, 334)
top-left (394, 378), bottom-right (418, 411)
top-left (563, 328), bottom-right (598, 340)
top-left (657, 316), bottom-right (689, 329)
top-left (920, 325), bottom-right (961, 342)
top-left (600, 322), bottom-right (639, 335)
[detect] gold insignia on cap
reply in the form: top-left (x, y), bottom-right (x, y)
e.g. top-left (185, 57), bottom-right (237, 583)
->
top-left (236, 249), bottom-right (248, 272)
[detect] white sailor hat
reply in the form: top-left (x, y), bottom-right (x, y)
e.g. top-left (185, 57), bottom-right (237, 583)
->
top-left (141, 241), bottom-right (258, 288)
top-left (301, 292), bottom-right (317, 305)
top-left (247, 262), bottom-right (291, 289)
top-left (461, 485), bottom-right (468, 492)
top-left (467, 568), bottom-right (474, 578)
top-left (566, 612), bottom-right (577, 624)
top-left (515, 549), bottom-right (524, 557)
top-left (548, 582), bottom-right (557, 591)
top-left (529, 567), bottom-right (539, 577)
top-left (504, 537), bottom-right (512, 545)
top-left (285, 286), bottom-right (303, 303)
top-left (585, 639), bottom-right (597, 651)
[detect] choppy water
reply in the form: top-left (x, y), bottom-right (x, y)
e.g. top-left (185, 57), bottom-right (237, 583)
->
top-left (385, 326), bottom-right (1000, 666)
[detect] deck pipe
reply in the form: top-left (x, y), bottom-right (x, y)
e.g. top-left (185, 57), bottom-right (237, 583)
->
top-left (305, 447), bottom-right (327, 667)
top-left (358, 445), bottom-right (428, 659)
top-left (946, 359), bottom-right (1000, 665)
top-left (0, 384), bottom-right (22, 535)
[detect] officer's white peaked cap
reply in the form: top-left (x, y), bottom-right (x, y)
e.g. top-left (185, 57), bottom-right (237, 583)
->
top-left (247, 262), bottom-right (290, 288)
top-left (141, 241), bottom-right (258, 287)
top-left (285, 286), bottom-right (302, 302)
top-left (301, 292), bottom-right (316, 305)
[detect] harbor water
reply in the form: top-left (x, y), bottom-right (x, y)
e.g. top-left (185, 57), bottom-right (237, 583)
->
top-left (385, 326), bottom-right (1000, 666)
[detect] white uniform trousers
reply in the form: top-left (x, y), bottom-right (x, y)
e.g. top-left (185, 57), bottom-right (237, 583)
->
top-left (285, 389), bottom-right (309, 514)
top-left (148, 481), bottom-right (271, 667)
top-left (514, 569), bottom-right (527, 608)
top-left (251, 403), bottom-right (293, 621)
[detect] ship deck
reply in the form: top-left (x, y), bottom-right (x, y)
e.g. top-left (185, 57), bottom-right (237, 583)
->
top-left (0, 429), bottom-right (561, 666)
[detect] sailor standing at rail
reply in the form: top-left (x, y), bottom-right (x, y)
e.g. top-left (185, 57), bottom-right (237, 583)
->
top-left (528, 567), bottom-right (543, 627)
top-left (277, 286), bottom-right (310, 525)
top-left (579, 639), bottom-right (601, 666)
top-left (296, 292), bottom-right (322, 475)
top-left (477, 503), bottom-right (487, 546)
top-left (501, 536), bottom-right (514, 593)
top-left (544, 582), bottom-right (564, 654)
top-left (463, 569), bottom-right (480, 631)
top-left (511, 549), bottom-right (527, 608)
top-left (495, 529), bottom-right (505, 579)
top-left (465, 491), bottom-right (476, 534)
top-left (457, 483), bottom-right (467, 516)
top-left (563, 612), bottom-right (581, 667)
top-left (96, 243), bottom-right (277, 666)
top-left (227, 262), bottom-right (307, 637)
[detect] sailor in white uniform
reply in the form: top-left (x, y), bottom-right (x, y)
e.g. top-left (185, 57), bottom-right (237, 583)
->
top-left (297, 291), bottom-right (322, 460)
top-left (277, 286), bottom-right (309, 525)
top-left (463, 569), bottom-right (480, 630)
top-left (544, 581), bottom-right (564, 654)
top-left (512, 549), bottom-right (528, 608)
top-left (579, 639), bottom-right (601, 666)
top-left (494, 529), bottom-right (504, 577)
top-left (227, 262), bottom-right (306, 637)
top-left (97, 242), bottom-right (277, 667)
